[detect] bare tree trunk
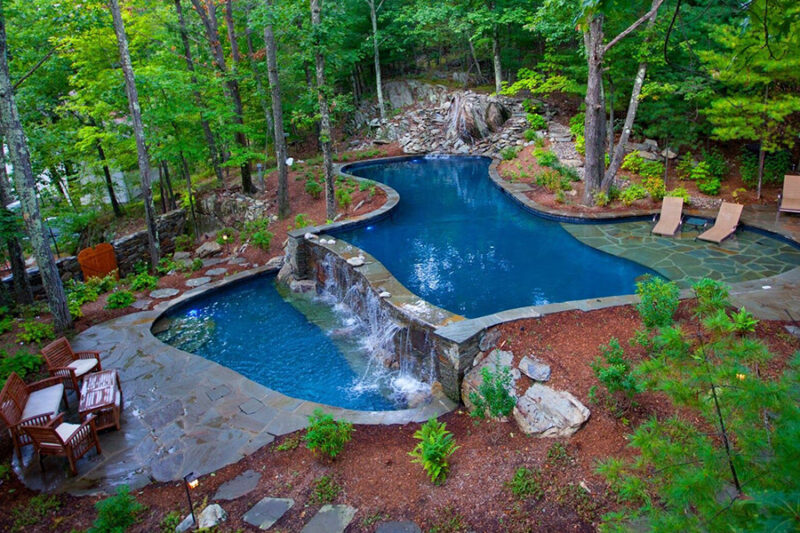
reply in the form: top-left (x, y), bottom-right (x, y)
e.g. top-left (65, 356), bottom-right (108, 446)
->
top-left (161, 160), bottom-right (176, 210)
top-left (191, 0), bottom-right (254, 193)
top-left (582, 16), bottom-right (606, 205)
top-left (109, 0), bottom-right (160, 268)
top-left (492, 22), bottom-right (502, 94)
top-left (365, 0), bottom-right (385, 120)
top-left (310, 0), bottom-right (335, 220)
top-left (179, 152), bottom-right (200, 238)
top-left (174, 0), bottom-right (224, 186)
top-left (243, 1), bottom-right (274, 149)
top-left (0, 8), bottom-right (70, 329)
top-left (606, 79), bottom-right (614, 154)
top-left (0, 138), bottom-right (32, 304)
top-left (264, 0), bottom-right (290, 218)
top-left (467, 37), bottom-right (482, 81)
top-left (157, 163), bottom-right (167, 214)
top-left (96, 141), bottom-right (122, 216)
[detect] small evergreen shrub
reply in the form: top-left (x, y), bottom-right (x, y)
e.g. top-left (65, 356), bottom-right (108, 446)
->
top-left (106, 290), bottom-right (136, 309)
top-left (130, 272), bottom-right (158, 292)
top-left (534, 169), bottom-right (570, 193)
top-left (697, 177), bottom-right (721, 195)
top-left (533, 148), bottom-right (558, 167)
top-left (216, 227), bottom-right (237, 245)
top-left (635, 275), bottom-right (680, 328)
top-left (304, 408), bottom-right (353, 459)
top-left (692, 278), bottom-right (729, 318)
top-left (409, 417), bottom-right (458, 485)
top-left (0, 316), bottom-right (14, 334)
top-left (335, 187), bottom-right (352, 209)
top-left (501, 147), bottom-right (519, 161)
top-left (523, 128), bottom-right (538, 142)
top-left (89, 485), bottom-right (145, 533)
top-left (506, 467), bottom-right (543, 500)
top-left (15, 321), bottom-right (55, 344)
top-left (526, 113), bottom-right (547, 130)
top-left (242, 219), bottom-right (274, 251)
top-left (589, 338), bottom-right (641, 414)
top-left (468, 361), bottom-right (516, 419)
top-left (619, 184), bottom-right (648, 206)
top-left (156, 257), bottom-right (178, 275)
top-left (305, 177), bottom-right (322, 199)
top-left (293, 213), bottom-right (313, 229)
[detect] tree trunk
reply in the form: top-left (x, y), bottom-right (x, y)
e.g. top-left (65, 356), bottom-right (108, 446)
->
top-left (162, 160), bottom-right (176, 211)
top-left (96, 141), bottom-right (122, 217)
top-left (0, 138), bottom-right (32, 304)
top-left (468, 37), bottom-right (482, 81)
top-left (180, 152), bottom-right (200, 239)
top-left (173, 0), bottom-right (224, 186)
top-left (757, 85), bottom-right (769, 200)
top-left (603, 0), bottom-right (660, 190)
top-left (264, 0), bottom-right (290, 218)
top-left (109, 0), bottom-right (160, 268)
top-left (243, 2), bottom-right (274, 148)
top-left (492, 21), bottom-right (502, 94)
top-left (191, 0), bottom-right (254, 193)
top-left (366, 0), bottom-right (385, 120)
top-left (606, 79), bottom-right (614, 154)
top-left (311, 0), bottom-right (335, 220)
top-left (0, 8), bottom-right (70, 329)
top-left (157, 163), bottom-right (167, 214)
top-left (582, 15), bottom-right (606, 205)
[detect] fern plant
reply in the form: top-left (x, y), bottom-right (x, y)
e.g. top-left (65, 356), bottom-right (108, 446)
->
top-left (409, 418), bottom-right (459, 485)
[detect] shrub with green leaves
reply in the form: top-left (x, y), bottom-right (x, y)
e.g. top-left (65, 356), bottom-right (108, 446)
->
top-left (533, 148), bottom-right (559, 167)
top-left (305, 177), bottom-right (322, 199)
top-left (593, 191), bottom-right (610, 207)
top-left (642, 177), bottom-right (665, 201)
top-left (304, 408), bottom-right (353, 459)
top-left (11, 494), bottom-right (61, 532)
top-left (293, 213), bottom-right (314, 229)
top-left (216, 227), bottom-right (237, 245)
top-left (619, 184), bottom-right (648, 206)
top-left (526, 113), bottom-right (547, 130)
top-left (89, 485), bottom-right (145, 533)
top-left (506, 467), bottom-right (543, 500)
top-left (523, 128), bottom-right (538, 142)
top-left (589, 338), bottom-right (641, 414)
top-left (106, 290), bottom-right (136, 309)
top-left (621, 152), bottom-right (644, 174)
top-left (66, 279), bottom-right (100, 306)
top-left (692, 278), bottom-right (729, 318)
top-left (639, 160), bottom-right (664, 180)
top-left (0, 349), bottom-right (42, 388)
top-left (676, 153), bottom-right (695, 180)
top-left (156, 257), bottom-right (178, 275)
top-left (569, 113), bottom-right (584, 138)
top-left (0, 316), bottom-right (14, 334)
top-left (636, 275), bottom-right (680, 328)
top-left (501, 146), bottom-right (519, 161)
top-left (697, 176), bottom-right (721, 195)
top-left (534, 169), bottom-right (570, 193)
top-left (242, 219), bottom-right (274, 251)
top-left (665, 186), bottom-right (691, 203)
top-left (130, 272), bottom-right (158, 292)
top-left (700, 148), bottom-right (727, 180)
top-left (409, 417), bottom-right (458, 485)
top-left (574, 134), bottom-right (585, 155)
top-left (16, 321), bottom-right (55, 344)
top-left (335, 187), bottom-right (352, 209)
top-left (739, 148), bottom-right (790, 187)
top-left (468, 361), bottom-right (516, 419)
top-left (174, 234), bottom-right (193, 252)
top-left (309, 475), bottom-right (342, 505)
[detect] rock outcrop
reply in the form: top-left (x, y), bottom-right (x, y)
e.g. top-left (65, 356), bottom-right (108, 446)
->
top-left (512, 383), bottom-right (590, 438)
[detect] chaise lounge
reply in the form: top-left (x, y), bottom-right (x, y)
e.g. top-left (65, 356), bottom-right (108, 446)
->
top-left (652, 196), bottom-right (684, 236)
top-left (0, 372), bottom-right (64, 461)
top-left (697, 202), bottom-right (743, 244)
top-left (778, 175), bottom-right (800, 216)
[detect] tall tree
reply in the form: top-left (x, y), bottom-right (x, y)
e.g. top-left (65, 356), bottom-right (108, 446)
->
top-left (243, 0), bottom-right (274, 152)
top-left (364, 0), bottom-right (385, 120)
top-left (190, 0), bottom-right (255, 194)
top-left (310, 0), bottom-right (335, 220)
top-left (0, 138), bottom-right (32, 304)
top-left (264, 0), bottom-right (289, 218)
top-left (109, 0), bottom-right (160, 267)
top-left (0, 0), bottom-right (70, 330)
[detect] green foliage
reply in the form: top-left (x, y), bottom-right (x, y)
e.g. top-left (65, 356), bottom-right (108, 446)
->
top-left (88, 273), bottom-right (119, 295)
top-left (641, 177), bottom-right (665, 201)
top-left (0, 349), bottom-right (42, 388)
top-left (521, 99), bottom-right (541, 114)
top-left (574, 134), bottom-right (585, 156)
top-left (66, 279), bottom-right (100, 306)
top-left (701, 148), bottom-right (727, 180)
top-left (730, 307), bottom-right (758, 335)
top-left (506, 467), bottom-right (543, 500)
top-left (409, 417), bottom-right (458, 485)
top-left (274, 434), bottom-right (302, 452)
top-left (241, 219), bottom-right (273, 251)
top-left (16, 321), bottom-right (55, 345)
top-left (665, 186), bottom-right (691, 204)
top-left (501, 146), bottom-right (519, 161)
top-left (619, 184), bottom-right (648, 206)
top-left (130, 272), bottom-right (158, 292)
top-left (534, 169), bottom-right (571, 193)
top-left (546, 442), bottom-right (572, 467)
top-left (621, 153), bottom-right (644, 174)
top-left (523, 129), bottom-right (538, 142)
top-left (304, 409), bottom-right (353, 459)
top-left (309, 475), bottom-right (341, 505)
top-left (739, 149), bottom-right (791, 187)
top-left (0, 316), bottom-right (14, 334)
top-left (676, 153), bottom-right (695, 180)
top-left (590, 338), bottom-right (641, 414)
top-left (156, 257), bottom-right (178, 275)
top-left (526, 113), bottom-right (547, 130)
top-left (593, 191), bottom-right (610, 207)
top-left (697, 176), bottom-right (721, 195)
top-left (636, 275), bottom-right (680, 329)
top-left (569, 113), bottom-right (584, 138)
top-left (293, 214), bottom-right (314, 229)
top-left (216, 227), bottom-right (237, 245)
top-left (639, 161), bottom-right (664, 181)
top-left (11, 494), bottom-right (61, 532)
top-left (468, 362), bottom-right (516, 419)
top-left (89, 485), bottom-right (145, 533)
top-left (305, 177), bottom-right (323, 199)
top-left (159, 511), bottom-right (182, 533)
top-left (69, 298), bottom-right (83, 319)
top-left (174, 235), bottom-right (193, 252)
top-left (335, 187), bottom-right (352, 209)
top-left (692, 278), bottom-right (729, 318)
top-left (533, 148), bottom-right (558, 167)
top-left (106, 290), bottom-right (135, 309)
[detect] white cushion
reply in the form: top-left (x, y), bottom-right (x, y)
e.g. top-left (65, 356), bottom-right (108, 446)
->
top-left (67, 359), bottom-right (98, 378)
top-left (55, 422), bottom-right (80, 442)
top-left (21, 384), bottom-right (63, 420)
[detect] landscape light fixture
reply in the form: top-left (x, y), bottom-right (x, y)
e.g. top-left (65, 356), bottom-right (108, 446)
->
top-left (183, 472), bottom-right (199, 527)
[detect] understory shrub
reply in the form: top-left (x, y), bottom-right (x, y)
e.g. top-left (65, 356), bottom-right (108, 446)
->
top-left (174, 234), bottom-right (193, 252)
top-left (636, 275), bottom-right (680, 328)
top-left (621, 152), bottom-right (644, 174)
top-left (15, 321), bottom-right (55, 344)
top-left (501, 146), bottom-right (519, 161)
top-left (89, 485), bottom-right (145, 533)
top-left (593, 191), bottom-right (610, 207)
top-left (639, 160), bottom-right (664, 180)
top-left (665, 186), bottom-right (690, 203)
top-left (739, 149), bottom-right (790, 187)
top-left (304, 408), bottom-right (353, 459)
top-left (526, 113), bottom-right (547, 131)
top-left (409, 417), bottom-right (458, 485)
top-left (0, 349), bottom-right (41, 388)
top-left (701, 147), bottom-right (727, 180)
top-left (305, 176), bottom-right (322, 199)
top-left (335, 187), bottom-right (352, 209)
top-left (642, 177), bottom-right (665, 201)
top-left (241, 218), bottom-right (273, 251)
top-left (569, 113), bottom-right (584, 138)
top-left (129, 272), bottom-right (158, 292)
top-left (468, 361), bottom-right (516, 419)
top-left (106, 290), bottom-right (136, 309)
top-left (533, 148), bottom-right (559, 168)
top-left (692, 278), bottom-right (729, 317)
top-left (156, 257), bottom-right (178, 275)
top-left (619, 184), bottom-right (648, 206)
top-left (589, 338), bottom-right (641, 415)
top-left (216, 227), bottom-right (237, 245)
top-left (574, 134), bottom-right (585, 155)
top-left (523, 128), bottom-right (538, 142)
top-left (535, 169), bottom-right (571, 193)
top-left (293, 213), bottom-right (314, 229)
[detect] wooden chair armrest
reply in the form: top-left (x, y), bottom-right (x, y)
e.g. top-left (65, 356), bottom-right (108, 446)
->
top-left (19, 411), bottom-right (61, 428)
top-left (27, 376), bottom-right (67, 392)
top-left (67, 415), bottom-right (97, 446)
top-left (75, 351), bottom-right (101, 360)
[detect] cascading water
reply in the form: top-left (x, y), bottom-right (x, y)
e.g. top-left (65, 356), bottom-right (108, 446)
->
top-left (315, 253), bottom-right (433, 408)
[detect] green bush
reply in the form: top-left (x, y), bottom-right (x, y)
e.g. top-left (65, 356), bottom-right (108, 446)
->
top-left (574, 134), bottom-right (585, 155)
top-left (106, 290), bottom-right (136, 309)
top-left (305, 177), bottom-right (322, 199)
top-left (11, 494), bottom-right (61, 532)
top-left (89, 485), bottom-right (145, 533)
top-left (534, 170), bottom-right (570, 193)
top-left (619, 184), bottom-right (648, 206)
top-left (692, 278), bottom-right (729, 318)
top-left (69, 299), bottom-right (83, 319)
top-left (697, 177), bottom-right (721, 195)
top-left (335, 187), bottom-right (352, 209)
top-left (642, 177), bottom-right (666, 201)
top-left (242, 219), bottom-right (274, 251)
top-left (0, 316), bottom-right (14, 334)
top-left (621, 152), bottom-right (644, 174)
top-left (174, 234), bottom-right (193, 252)
top-left (676, 153), bottom-right (695, 179)
top-left (293, 213), bottom-right (314, 229)
top-left (569, 113), bottom-right (584, 138)
top-left (701, 148), bottom-right (727, 180)
top-left (468, 361), bottom-right (516, 419)
top-left (589, 338), bottom-right (641, 414)
top-left (635, 275), bottom-right (680, 328)
top-left (533, 148), bottom-right (558, 167)
top-left (304, 408), bottom-right (353, 459)
top-left (665, 186), bottom-right (691, 203)
top-left (739, 149), bottom-right (790, 187)
top-left (216, 227), bottom-right (237, 245)
top-left (506, 467), bottom-right (543, 500)
top-left (309, 475), bottom-right (342, 505)
top-left (156, 257), bottom-right (178, 275)
top-left (87, 273), bottom-right (118, 294)
top-left (0, 349), bottom-right (42, 388)
top-left (65, 279), bottom-right (100, 306)
top-left (130, 272), bottom-right (158, 292)
top-left (409, 417), bottom-right (458, 485)
top-left (523, 129), bottom-right (538, 142)
top-left (15, 321), bottom-right (55, 344)
top-left (526, 113), bottom-right (547, 130)
top-left (593, 191), bottom-right (610, 207)
top-left (639, 160), bottom-right (664, 180)
top-left (501, 146), bottom-right (519, 161)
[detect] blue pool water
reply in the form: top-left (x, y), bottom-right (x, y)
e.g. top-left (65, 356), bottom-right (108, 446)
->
top-left (334, 156), bottom-right (656, 317)
top-left (154, 275), bottom-right (398, 411)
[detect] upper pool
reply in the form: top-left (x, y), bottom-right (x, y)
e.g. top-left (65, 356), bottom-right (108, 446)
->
top-left (334, 156), bottom-right (656, 318)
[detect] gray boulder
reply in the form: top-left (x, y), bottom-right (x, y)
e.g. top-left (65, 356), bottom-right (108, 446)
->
top-left (512, 383), bottom-right (590, 437)
top-left (196, 240), bottom-right (222, 258)
top-left (198, 504), bottom-right (227, 529)
top-left (518, 355), bottom-right (551, 382)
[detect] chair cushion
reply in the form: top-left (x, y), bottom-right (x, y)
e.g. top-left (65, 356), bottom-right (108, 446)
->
top-left (68, 359), bottom-right (98, 378)
top-left (55, 423), bottom-right (80, 443)
top-left (21, 384), bottom-right (63, 421)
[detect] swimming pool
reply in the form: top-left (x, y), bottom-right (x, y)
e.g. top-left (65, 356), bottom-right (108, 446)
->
top-left (334, 156), bottom-right (657, 317)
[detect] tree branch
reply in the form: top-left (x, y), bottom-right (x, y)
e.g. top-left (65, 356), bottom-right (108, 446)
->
top-left (603, 0), bottom-right (665, 55)
top-left (12, 48), bottom-right (55, 91)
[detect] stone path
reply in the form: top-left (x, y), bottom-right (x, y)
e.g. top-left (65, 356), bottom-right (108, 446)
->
top-left (301, 504), bottom-right (357, 533)
top-left (243, 498), bottom-right (295, 530)
top-left (185, 276), bottom-right (211, 287)
top-left (206, 267), bottom-right (228, 276)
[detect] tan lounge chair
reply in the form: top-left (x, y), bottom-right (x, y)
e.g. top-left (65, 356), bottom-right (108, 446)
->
top-left (778, 175), bottom-right (800, 215)
top-left (652, 196), bottom-right (684, 236)
top-left (697, 202), bottom-right (743, 244)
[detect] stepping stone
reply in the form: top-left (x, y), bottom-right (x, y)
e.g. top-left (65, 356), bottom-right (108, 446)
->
top-left (131, 298), bottom-right (152, 310)
top-left (376, 521), bottom-right (422, 533)
top-left (206, 267), bottom-right (228, 276)
top-left (173, 251), bottom-right (191, 260)
top-left (228, 256), bottom-right (246, 265)
top-left (301, 505), bottom-right (356, 533)
top-left (186, 276), bottom-right (211, 288)
top-left (213, 469), bottom-right (261, 501)
top-left (786, 325), bottom-right (800, 339)
top-left (243, 497), bottom-right (294, 530)
top-left (202, 258), bottom-right (225, 267)
top-left (150, 288), bottom-right (179, 299)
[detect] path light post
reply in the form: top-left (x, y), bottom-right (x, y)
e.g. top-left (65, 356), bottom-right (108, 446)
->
top-left (183, 472), bottom-right (199, 527)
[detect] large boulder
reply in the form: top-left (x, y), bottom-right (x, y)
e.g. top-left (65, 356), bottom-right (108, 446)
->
top-left (512, 383), bottom-right (590, 438)
top-left (461, 349), bottom-right (519, 416)
top-left (196, 240), bottom-right (222, 258)
top-left (485, 100), bottom-right (511, 132)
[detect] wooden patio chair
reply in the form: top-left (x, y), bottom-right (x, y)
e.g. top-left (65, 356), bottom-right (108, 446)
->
top-left (41, 337), bottom-right (102, 401)
top-left (651, 196), bottom-right (684, 236)
top-left (778, 175), bottom-right (800, 215)
top-left (0, 372), bottom-right (64, 461)
top-left (697, 202), bottom-right (744, 244)
top-left (23, 413), bottom-right (101, 475)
